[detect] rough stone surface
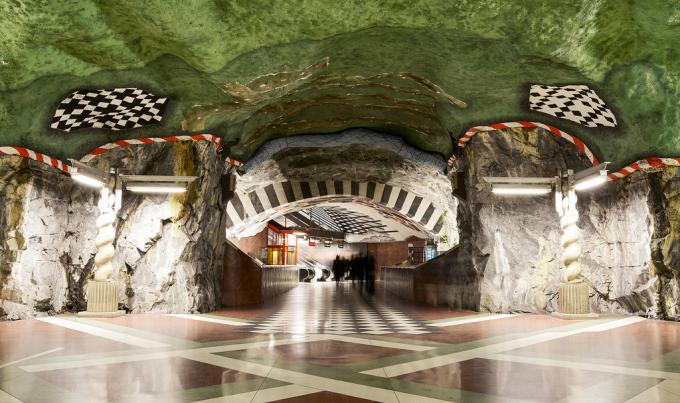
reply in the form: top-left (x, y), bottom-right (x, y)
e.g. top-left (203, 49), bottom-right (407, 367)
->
top-left (90, 142), bottom-right (226, 314)
top-left (0, 157), bottom-right (97, 319)
top-left (2, 2), bottom-right (679, 171)
top-left (0, 141), bottom-right (226, 319)
top-left (456, 127), bottom-right (680, 317)
top-left (233, 129), bottom-right (458, 246)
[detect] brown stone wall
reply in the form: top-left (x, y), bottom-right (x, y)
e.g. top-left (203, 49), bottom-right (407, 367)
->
top-left (230, 227), bottom-right (268, 261)
top-left (222, 240), bottom-right (262, 306)
top-left (367, 238), bottom-right (426, 278)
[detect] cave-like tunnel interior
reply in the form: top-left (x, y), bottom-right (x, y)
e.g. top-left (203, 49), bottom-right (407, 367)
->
top-left (1, 2), bottom-right (679, 402)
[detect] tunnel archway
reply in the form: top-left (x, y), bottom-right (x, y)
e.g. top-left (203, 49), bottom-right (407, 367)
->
top-left (225, 179), bottom-right (449, 239)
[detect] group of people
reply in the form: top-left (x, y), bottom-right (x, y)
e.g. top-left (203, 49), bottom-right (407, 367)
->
top-left (331, 254), bottom-right (376, 293)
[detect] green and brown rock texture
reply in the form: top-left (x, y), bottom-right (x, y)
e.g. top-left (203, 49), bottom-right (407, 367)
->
top-left (1, 1), bottom-right (679, 168)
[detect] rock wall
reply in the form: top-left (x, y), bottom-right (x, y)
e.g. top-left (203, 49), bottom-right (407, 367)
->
top-left (455, 127), bottom-right (680, 317)
top-left (0, 157), bottom-right (98, 319)
top-left (0, 141), bottom-right (226, 319)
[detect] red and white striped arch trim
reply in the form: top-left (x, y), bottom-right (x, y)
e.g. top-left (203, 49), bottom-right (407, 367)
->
top-left (455, 121), bottom-right (599, 166)
top-left (80, 134), bottom-right (222, 162)
top-left (607, 157), bottom-right (680, 181)
top-left (0, 146), bottom-right (73, 173)
top-left (225, 156), bottom-right (243, 167)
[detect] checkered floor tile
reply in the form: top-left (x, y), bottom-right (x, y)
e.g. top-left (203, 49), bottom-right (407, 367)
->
top-left (246, 283), bottom-right (431, 335)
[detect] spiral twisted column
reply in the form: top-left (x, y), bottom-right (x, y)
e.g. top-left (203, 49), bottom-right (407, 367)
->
top-left (560, 189), bottom-right (582, 282)
top-left (82, 186), bottom-right (121, 315)
top-left (94, 187), bottom-right (116, 280)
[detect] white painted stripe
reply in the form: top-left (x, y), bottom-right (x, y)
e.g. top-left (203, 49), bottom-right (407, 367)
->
top-left (21, 351), bottom-right (177, 373)
top-left (581, 315), bottom-right (646, 332)
top-left (325, 179), bottom-right (336, 195)
top-left (358, 182), bottom-right (368, 198)
top-left (412, 200), bottom-right (431, 222)
top-left (342, 180), bottom-right (351, 195)
top-left (20, 335), bottom-right (325, 373)
top-left (189, 344), bottom-right (423, 401)
top-left (326, 334), bottom-right (434, 352)
top-left (291, 181), bottom-right (304, 201)
top-left (399, 192), bottom-right (416, 215)
top-left (254, 187), bottom-right (272, 211)
top-left (272, 182), bottom-right (289, 205)
top-left (0, 347), bottom-right (64, 369)
top-left (36, 317), bottom-right (170, 349)
top-left (489, 353), bottom-right (680, 381)
top-left (165, 314), bottom-right (250, 327)
top-left (429, 314), bottom-right (514, 327)
top-left (425, 209), bottom-right (442, 230)
top-left (239, 192), bottom-right (258, 218)
top-left (386, 186), bottom-right (401, 208)
top-left (363, 317), bottom-right (643, 378)
top-left (310, 181), bottom-right (320, 198)
top-left (225, 202), bottom-right (242, 225)
top-left (373, 183), bottom-right (385, 202)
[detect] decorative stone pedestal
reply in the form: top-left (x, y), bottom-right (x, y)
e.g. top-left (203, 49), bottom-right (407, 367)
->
top-left (552, 282), bottom-right (598, 319)
top-left (78, 280), bottom-right (124, 317)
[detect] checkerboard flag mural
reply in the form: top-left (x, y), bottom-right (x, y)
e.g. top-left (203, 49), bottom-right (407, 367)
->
top-left (50, 88), bottom-right (167, 132)
top-left (529, 84), bottom-right (617, 128)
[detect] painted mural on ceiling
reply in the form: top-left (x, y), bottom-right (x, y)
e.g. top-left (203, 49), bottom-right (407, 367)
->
top-left (1, 0), bottom-right (679, 173)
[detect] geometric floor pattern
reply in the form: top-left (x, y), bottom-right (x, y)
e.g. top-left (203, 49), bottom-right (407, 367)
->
top-left (247, 284), bottom-right (431, 335)
top-left (2, 283), bottom-right (680, 402)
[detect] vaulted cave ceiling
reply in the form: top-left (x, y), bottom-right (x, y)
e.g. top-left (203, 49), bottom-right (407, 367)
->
top-left (1, 1), bottom-right (679, 169)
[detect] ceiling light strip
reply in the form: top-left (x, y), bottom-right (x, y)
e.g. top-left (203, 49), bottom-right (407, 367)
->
top-left (0, 146), bottom-right (73, 174)
top-left (454, 121), bottom-right (599, 166)
top-left (79, 134), bottom-right (222, 163)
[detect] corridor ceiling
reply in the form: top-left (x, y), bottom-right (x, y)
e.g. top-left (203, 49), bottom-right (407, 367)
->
top-left (1, 1), bottom-right (679, 169)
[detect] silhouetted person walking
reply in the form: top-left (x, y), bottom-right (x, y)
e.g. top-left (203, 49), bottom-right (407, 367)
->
top-left (332, 255), bottom-right (342, 286)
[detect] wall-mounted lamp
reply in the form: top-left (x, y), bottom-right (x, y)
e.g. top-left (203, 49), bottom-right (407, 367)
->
top-left (485, 177), bottom-right (556, 196)
top-left (120, 175), bottom-right (196, 197)
top-left (68, 159), bottom-right (107, 188)
top-left (483, 162), bottom-right (609, 319)
top-left (67, 159), bottom-right (198, 317)
top-left (573, 163), bottom-right (608, 191)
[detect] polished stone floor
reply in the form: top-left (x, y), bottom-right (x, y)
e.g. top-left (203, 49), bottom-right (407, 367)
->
top-left (1, 283), bottom-right (680, 402)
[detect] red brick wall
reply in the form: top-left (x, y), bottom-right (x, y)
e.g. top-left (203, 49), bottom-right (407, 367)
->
top-left (367, 238), bottom-right (426, 278)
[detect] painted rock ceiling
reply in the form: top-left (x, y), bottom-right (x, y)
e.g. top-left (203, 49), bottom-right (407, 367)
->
top-left (1, 0), bottom-right (679, 169)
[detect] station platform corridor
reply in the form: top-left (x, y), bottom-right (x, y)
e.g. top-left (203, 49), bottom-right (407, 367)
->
top-left (2, 282), bottom-right (680, 402)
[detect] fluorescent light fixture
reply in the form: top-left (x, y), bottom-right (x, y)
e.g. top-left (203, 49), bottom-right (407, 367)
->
top-left (491, 183), bottom-right (552, 195)
top-left (122, 175), bottom-right (197, 194)
top-left (292, 231), bottom-right (307, 236)
top-left (68, 159), bottom-right (107, 188)
top-left (72, 172), bottom-right (105, 188)
top-left (574, 174), bottom-right (606, 191)
top-left (573, 163), bottom-right (608, 192)
top-left (125, 183), bottom-right (187, 193)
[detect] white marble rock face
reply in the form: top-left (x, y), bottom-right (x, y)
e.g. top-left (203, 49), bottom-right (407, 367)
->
top-left (0, 141), bottom-right (226, 319)
top-left (460, 128), bottom-right (680, 317)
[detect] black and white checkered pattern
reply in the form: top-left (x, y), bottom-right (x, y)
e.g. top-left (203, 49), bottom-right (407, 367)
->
top-left (226, 180), bottom-right (445, 236)
top-left (50, 88), bottom-right (167, 132)
top-left (529, 84), bottom-right (617, 128)
top-left (247, 284), bottom-right (431, 335)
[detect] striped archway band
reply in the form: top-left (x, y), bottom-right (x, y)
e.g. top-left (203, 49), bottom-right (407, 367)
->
top-left (226, 180), bottom-right (447, 236)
